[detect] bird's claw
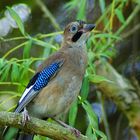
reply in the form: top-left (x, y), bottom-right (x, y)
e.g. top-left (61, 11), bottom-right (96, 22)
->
top-left (52, 118), bottom-right (81, 137)
top-left (22, 108), bottom-right (30, 126)
top-left (70, 127), bottom-right (81, 137)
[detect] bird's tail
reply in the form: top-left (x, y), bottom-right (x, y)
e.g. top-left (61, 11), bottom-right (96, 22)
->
top-left (16, 132), bottom-right (34, 140)
top-left (2, 126), bottom-right (34, 140)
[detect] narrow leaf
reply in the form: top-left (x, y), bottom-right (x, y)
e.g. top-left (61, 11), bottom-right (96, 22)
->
top-left (95, 129), bottom-right (107, 140)
top-left (7, 7), bottom-right (25, 36)
top-left (115, 9), bottom-right (125, 24)
top-left (69, 99), bottom-right (78, 127)
top-left (77, 0), bottom-right (86, 20)
top-left (88, 74), bottom-right (111, 83)
top-left (80, 76), bottom-right (89, 100)
top-left (1, 63), bottom-right (11, 81)
top-left (23, 39), bottom-right (32, 58)
top-left (86, 125), bottom-right (97, 139)
top-left (94, 33), bottom-right (121, 40)
top-left (99, 0), bottom-right (106, 13)
top-left (82, 101), bottom-right (99, 130)
top-left (11, 63), bottom-right (19, 81)
top-left (33, 39), bottom-right (57, 50)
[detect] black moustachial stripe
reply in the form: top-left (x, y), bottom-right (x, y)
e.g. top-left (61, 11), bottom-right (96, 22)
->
top-left (72, 31), bottom-right (83, 42)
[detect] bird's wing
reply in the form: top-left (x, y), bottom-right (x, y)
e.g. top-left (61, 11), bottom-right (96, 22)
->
top-left (15, 59), bottom-right (64, 113)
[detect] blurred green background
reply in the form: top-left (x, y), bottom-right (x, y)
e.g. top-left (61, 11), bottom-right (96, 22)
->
top-left (0, 0), bottom-right (140, 140)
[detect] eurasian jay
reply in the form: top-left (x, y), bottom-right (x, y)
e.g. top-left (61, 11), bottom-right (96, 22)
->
top-left (3, 20), bottom-right (95, 140)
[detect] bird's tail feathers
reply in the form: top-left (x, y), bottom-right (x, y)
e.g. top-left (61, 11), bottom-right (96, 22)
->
top-left (2, 126), bottom-right (34, 140)
top-left (16, 132), bottom-right (34, 140)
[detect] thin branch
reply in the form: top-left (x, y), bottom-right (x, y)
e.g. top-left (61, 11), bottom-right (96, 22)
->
top-left (115, 4), bottom-right (140, 36)
top-left (122, 23), bottom-right (140, 39)
top-left (2, 41), bottom-right (28, 59)
top-left (97, 91), bottom-right (112, 140)
top-left (0, 111), bottom-right (91, 140)
top-left (36, 0), bottom-right (61, 31)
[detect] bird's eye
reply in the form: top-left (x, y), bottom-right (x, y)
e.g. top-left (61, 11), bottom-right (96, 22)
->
top-left (70, 25), bottom-right (78, 33)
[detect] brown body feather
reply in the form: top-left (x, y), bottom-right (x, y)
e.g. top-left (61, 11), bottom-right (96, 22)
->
top-left (27, 44), bottom-right (87, 119)
top-left (3, 21), bottom-right (95, 140)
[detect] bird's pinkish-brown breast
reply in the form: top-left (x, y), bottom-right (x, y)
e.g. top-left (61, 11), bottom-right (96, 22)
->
top-left (27, 46), bottom-right (87, 119)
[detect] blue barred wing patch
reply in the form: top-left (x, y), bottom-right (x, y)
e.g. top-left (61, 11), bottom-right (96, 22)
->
top-left (33, 62), bottom-right (61, 91)
top-left (15, 60), bottom-right (63, 113)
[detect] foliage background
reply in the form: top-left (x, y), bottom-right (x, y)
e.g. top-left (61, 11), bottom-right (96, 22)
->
top-left (0, 0), bottom-right (140, 140)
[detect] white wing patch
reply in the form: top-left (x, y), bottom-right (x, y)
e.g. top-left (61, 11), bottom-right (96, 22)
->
top-left (19, 85), bottom-right (33, 103)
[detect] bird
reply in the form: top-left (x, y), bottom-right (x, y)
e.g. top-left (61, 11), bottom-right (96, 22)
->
top-left (3, 20), bottom-right (95, 140)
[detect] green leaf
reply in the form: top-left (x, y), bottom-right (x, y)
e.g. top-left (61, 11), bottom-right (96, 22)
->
top-left (33, 39), bottom-right (57, 50)
top-left (99, 0), bottom-right (106, 13)
top-left (94, 33), bottom-right (121, 40)
top-left (77, 0), bottom-right (86, 20)
top-left (115, 9), bottom-right (125, 24)
top-left (80, 76), bottom-right (89, 100)
top-left (88, 74), bottom-right (111, 83)
top-left (0, 63), bottom-right (11, 81)
top-left (86, 125), bottom-right (97, 139)
top-left (11, 62), bottom-right (19, 81)
top-left (7, 6), bottom-right (25, 36)
top-left (0, 58), bottom-right (6, 70)
top-left (69, 99), bottom-right (78, 127)
top-left (23, 39), bottom-right (32, 58)
top-left (64, 0), bottom-right (79, 11)
top-left (88, 51), bottom-right (95, 62)
top-left (94, 129), bottom-right (107, 140)
top-left (34, 135), bottom-right (47, 140)
top-left (20, 60), bottom-right (32, 80)
top-left (82, 101), bottom-right (98, 130)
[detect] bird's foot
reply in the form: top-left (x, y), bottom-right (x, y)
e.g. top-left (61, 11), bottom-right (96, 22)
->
top-left (70, 127), bottom-right (81, 137)
top-left (52, 118), bottom-right (81, 137)
top-left (22, 108), bottom-right (30, 126)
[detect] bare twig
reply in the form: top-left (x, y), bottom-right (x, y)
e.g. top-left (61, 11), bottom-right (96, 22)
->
top-left (122, 23), bottom-right (140, 39)
top-left (36, 0), bottom-right (61, 31)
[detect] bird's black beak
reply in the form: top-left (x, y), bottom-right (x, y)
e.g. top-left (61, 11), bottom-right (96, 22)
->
top-left (81, 24), bottom-right (96, 33)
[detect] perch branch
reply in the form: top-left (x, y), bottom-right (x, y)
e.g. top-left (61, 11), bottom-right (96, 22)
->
top-left (0, 111), bottom-right (90, 140)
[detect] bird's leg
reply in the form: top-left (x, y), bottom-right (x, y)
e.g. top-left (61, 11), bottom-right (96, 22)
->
top-left (22, 107), bottom-right (30, 125)
top-left (52, 118), bottom-right (81, 137)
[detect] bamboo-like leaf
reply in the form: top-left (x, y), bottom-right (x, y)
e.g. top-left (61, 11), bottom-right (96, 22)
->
top-left (19, 60), bottom-right (32, 80)
top-left (7, 6), bottom-right (25, 36)
top-left (0, 63), bottom-right (11, 81)
top-left (0, 91), bottom-right (20, 96)
top-left (88, 74), bottom-right (112, 83)
top-left (64, 0), bottom-right (78, 11)
top-left (68, 99), bottom-right (78, 127)
top-left (82, 101), bottom-right (98, 130)
top-left (94, 33), bottom-right (121, 40)
top-left (77, 0), bottom-right (86, 20)
top-left (115, 9), bottom-right (125, 24)
top-left (11, 62), bottom-right (19, 81)
top-left (99, 0), bottom-right (106, 13)
top-left (80, 76), bottom-right (89, 100)
top-left (23, 39), bottom-right (32, 58)
top-left (86, 125), bottom-right (97, 139)
top-left (33, 38), bottom-right (57, 50)
top-left (0, 95), bottom-right (17, 107)
top-left (0, 58), bottom-right (6, 70)
top-left (94, 129), bottom-right (107, 140)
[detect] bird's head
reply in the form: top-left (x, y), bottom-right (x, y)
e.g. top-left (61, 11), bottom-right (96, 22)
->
top-left (63, 20), bottom-right (95, 47)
